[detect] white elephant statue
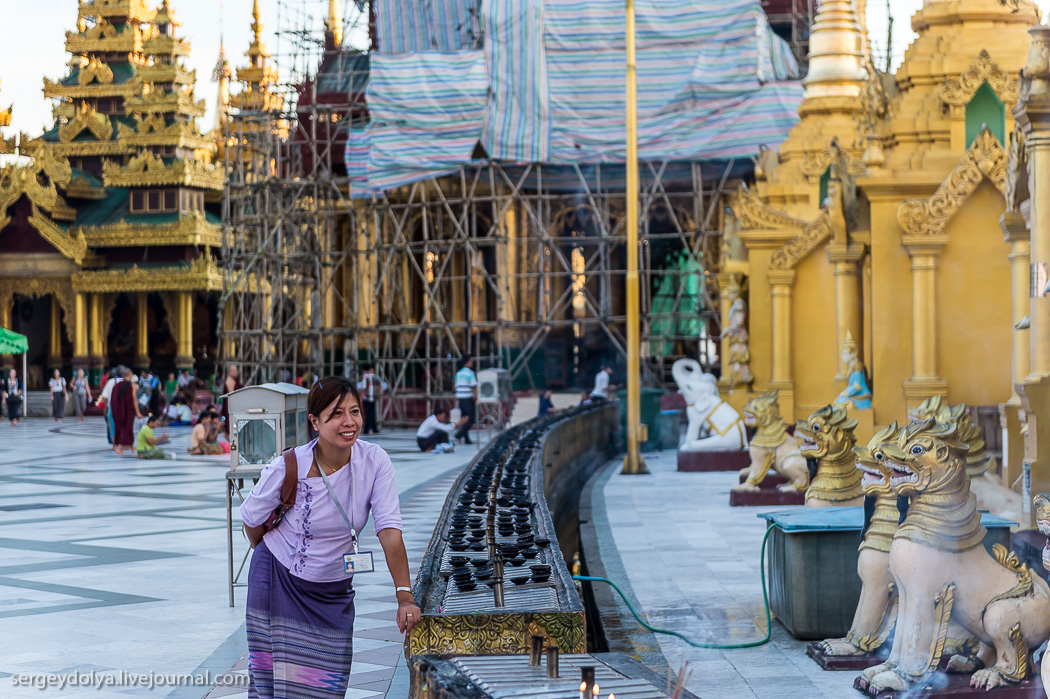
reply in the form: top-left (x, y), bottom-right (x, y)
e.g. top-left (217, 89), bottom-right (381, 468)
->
top-left (672, 359), bottom-right (748, 452)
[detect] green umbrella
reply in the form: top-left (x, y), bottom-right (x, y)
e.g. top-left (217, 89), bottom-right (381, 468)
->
top-left (0, 327), bottom-right (28, 355)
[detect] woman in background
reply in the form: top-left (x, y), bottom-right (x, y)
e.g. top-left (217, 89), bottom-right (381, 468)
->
top-left (49, 369), bottom-right (67, 422)
top-left (71, 369), bottom-right (92, 421)
top-left (3, 368), bottom-right (23, 426)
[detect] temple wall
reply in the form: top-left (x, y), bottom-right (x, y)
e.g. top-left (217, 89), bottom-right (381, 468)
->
top-left (791, 249), bottom-right (838, 418)
top-left (867, 197), bottom-right (914, 426)
top-left (936, 179), bottom-right (1012, 408)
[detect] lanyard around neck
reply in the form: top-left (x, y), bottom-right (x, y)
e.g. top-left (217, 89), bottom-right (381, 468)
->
top-left (317, 452), bottom-right (358, 553)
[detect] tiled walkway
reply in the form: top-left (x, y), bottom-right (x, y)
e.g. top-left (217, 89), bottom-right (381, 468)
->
top-left (0, 418), bottom-right (480, 698)
top-left (590, 452), bottom-right (860, 699)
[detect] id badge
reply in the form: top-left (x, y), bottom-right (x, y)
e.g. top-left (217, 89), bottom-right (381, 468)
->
top-left (344, 551), bottom-right (375, 574)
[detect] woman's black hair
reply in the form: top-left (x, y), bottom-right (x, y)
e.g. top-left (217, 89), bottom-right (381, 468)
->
top-left (308, 377), bottom-right (361, 422)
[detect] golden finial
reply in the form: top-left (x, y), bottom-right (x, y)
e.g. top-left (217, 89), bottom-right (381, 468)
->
top-left (802, 0), bottom-right (867, 101)
top-left (154, 0), bottom-right (180, 28)
top-left (326, 0), bottom-right (344, 48)
top-left (247, 0), bottom-right (270, 59)
top-left (843, 330), bottom-right (858, 355)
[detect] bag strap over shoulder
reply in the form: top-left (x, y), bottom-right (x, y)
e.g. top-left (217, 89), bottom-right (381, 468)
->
top-left (279, 449), bottom-right (298, 508)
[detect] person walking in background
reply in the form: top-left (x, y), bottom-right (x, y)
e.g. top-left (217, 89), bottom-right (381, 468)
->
top-left (3, 368), bottom-right (24, 426)
top-left (358, 364), bottom-right (382, 435)
top-left (220, 364), bottom-right (243, 436)
top-left (136, 414), bottom-right (171, 460)
top-left (98, 368), bottom-right (121, 446)
top-left (49, 369), bottom-right (67, 422)
top-left (111, 368), bottom-right (141, 455)
top-left (590, 365), bottom-right (614, 403)
top-left (454, 356), bottom-right (478, 445)
top-left (71, 369), bottom-right (91, 421)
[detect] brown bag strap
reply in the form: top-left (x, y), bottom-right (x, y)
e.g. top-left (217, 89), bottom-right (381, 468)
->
top-left (279, 449), bottom-right (298, 508)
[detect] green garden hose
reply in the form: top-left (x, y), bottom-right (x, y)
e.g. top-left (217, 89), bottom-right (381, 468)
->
top-left (572, 523), bottom-right (774, 649)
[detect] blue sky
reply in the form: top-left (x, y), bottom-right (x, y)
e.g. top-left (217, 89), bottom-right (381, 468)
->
top-left (0, 1), bottom-right (1040, 140)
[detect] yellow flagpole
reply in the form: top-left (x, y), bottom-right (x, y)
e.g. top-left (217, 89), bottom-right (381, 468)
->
top-left (622, 0), bottom-right (648, 474)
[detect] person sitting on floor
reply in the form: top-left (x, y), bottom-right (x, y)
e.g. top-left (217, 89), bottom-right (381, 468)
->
top-left (136, 415), bottom-right (171, 460)
top-left (416, 408), bottom-right (468, 453)
top-left (166, 395), bottom-right (193, 426)
top-left (188, 412), bottom-right (224, 455)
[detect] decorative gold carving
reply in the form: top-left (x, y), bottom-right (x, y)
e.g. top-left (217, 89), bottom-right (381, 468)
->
top-left (65, 21), bottom-right (142, 54)
top-left (136, 64), bottom-right (195, 86)
top-left (72, 254), bottom-right (223, 293)
top-left (800, 147), bottom-right (867, 177)
top-left (124, 90), bottom-right (205, 117)
top-left (43, 78), bottom-right (140, 100)
top-left (79, 213), bottom-right (221, 248)
top-left (737, 390), bottom-right (810, 491)
top-left (0, 148), bottom-right (75, 232)
top-left (406, 611), bottom-right (586, 657)
top-left (80, 0), bottom-right (154, 24)
top-left (77, 58), bottom-right (114, 86)
top-left (142, 34), bottom-right (191, 58)
top-left (58, 104), bottom-right (112, 143)
top-left (940, 50), bottom-right (1020, 107)
top-left (898, 128), bottom-right (1007, 236)
top-left (768, 211), bottom-right (833, 270)
top-left (1005, 126), bottom-right (1028, 213)
top-left (102, 152), bottom-right (224, 190)
top-left (0, 277), bottom-right (76, 340)
top-left (732, 185), bottom-right (807, 229)
top-left (909, 395), bottom-right (991, 476)
top-left (28, 206), bottom-right (88, 265)
top-left (117, 116), bottom-right (213, 150)
top-left (65, 176), bottom-right (108, 201)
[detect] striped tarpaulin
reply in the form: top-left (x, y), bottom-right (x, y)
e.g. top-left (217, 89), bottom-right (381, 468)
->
top-left (375, 0), bottom-right (478, 53)
top-left (351, 0), bottom-right (802, 194)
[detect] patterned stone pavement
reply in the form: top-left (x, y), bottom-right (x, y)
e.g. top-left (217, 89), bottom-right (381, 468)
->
top-left (0, 418), bottom-right (481, 698)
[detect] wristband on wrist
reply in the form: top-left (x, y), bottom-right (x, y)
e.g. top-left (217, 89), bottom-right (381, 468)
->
top-left (395, 586), bottom-right (413, 594)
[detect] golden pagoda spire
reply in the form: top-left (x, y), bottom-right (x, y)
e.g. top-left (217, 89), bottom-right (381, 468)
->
top-left (326, 0), bottom-right (343, 50)
top-left (247, 0), bottom-right (270, 62)
top-left (212, 39), bottom-right (232, 135)
top-left (154, 0), bottom-right (180, 30)
top-left (802, 0), bottom-right (867, 101)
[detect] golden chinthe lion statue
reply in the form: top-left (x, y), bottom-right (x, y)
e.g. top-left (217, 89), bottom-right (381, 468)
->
top-left (733, 390), bottom-right (808, 493)
top-left (818, 423), bottom-right (901, 658)
top-left (795, 405), bottom-right (863, 507)
top-left (859, 420), bottom-right (1050, 693)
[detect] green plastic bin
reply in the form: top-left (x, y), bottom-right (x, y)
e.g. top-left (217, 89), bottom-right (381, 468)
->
top-left (616, 387), bottom-right (666, 452)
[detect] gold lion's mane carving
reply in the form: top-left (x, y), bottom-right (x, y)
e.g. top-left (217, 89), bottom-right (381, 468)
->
top-left (940, 50), bottom-right (1020, 107)
top-left (898, 128), bottom-right (1007, 236)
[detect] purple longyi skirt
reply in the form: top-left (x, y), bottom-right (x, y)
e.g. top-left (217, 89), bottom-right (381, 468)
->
top-left (246, 541), bottom-right (356, 698)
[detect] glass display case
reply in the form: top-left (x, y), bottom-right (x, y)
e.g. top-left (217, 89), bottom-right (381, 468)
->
top-left (225, 382), bottom-right (310, 471)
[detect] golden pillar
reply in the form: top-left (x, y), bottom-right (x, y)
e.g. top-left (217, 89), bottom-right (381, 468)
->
top-left (49, 295), bottom-right (63, 369)
top-left (175, 291), bottom-right (194, 370)
top-left (1029, 126), bottom-right (1050, 378)
top-left (828, 242), bottom-right (864, 380)
top-left (1001, 213), bottom-right (1031, 491)
top-left (223, 298), bottom-right (237, 360)
top-left (901, 236), bottom-right (948, 406)
top-left (135, 292), bottom-right (149, 370)
top-left (716, 272), bottom-right (734, 385)
top-left (88, 293), bottom-right (105, 380)
top-left (0, 294), bottom-right (11, 370)
top-left (769, 269), bottom-right (796, 420)
top-left (1016, 25), bottom-right (1050, 520)
top-left (72, 293), bottom-right (89, 368)
top-left (768, 270), bottom-right (795, 385)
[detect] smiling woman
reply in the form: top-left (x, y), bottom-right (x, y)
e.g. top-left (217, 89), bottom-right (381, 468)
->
top-left (239, 376), bottom-right (421, 699)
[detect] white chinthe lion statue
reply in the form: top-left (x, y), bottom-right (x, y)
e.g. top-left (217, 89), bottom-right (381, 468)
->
top-left (672, 359), bottom-right (748, 452)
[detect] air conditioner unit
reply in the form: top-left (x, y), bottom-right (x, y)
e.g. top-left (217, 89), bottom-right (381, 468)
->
top-left (477, 368), bottom-right (512, 404)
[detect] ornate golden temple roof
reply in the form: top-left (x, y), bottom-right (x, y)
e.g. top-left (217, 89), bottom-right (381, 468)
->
top-left (0, 80), bottom-right (13, 155)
